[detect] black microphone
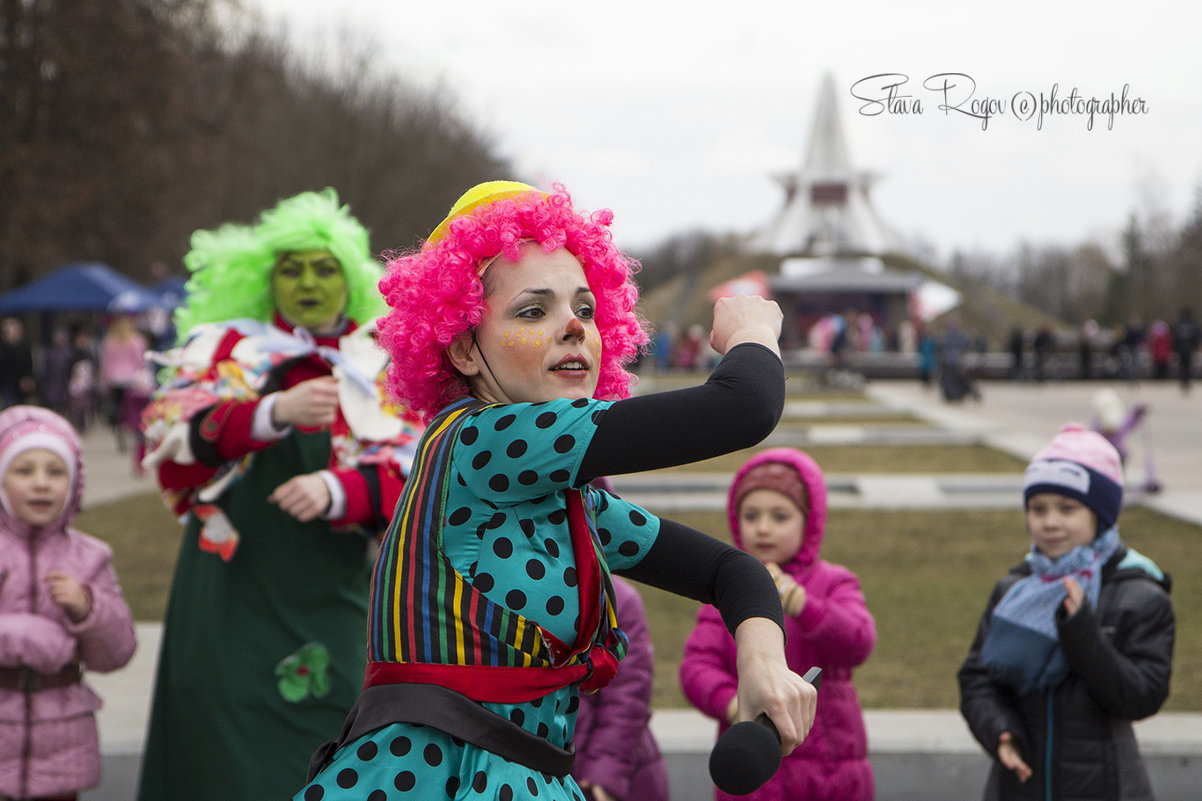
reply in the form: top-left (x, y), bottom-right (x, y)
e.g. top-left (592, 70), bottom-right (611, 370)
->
top-left (708, 666), bottom-right (822, 795)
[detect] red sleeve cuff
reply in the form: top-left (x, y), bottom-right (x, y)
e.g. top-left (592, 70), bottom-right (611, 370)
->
top-left (330, 468), bottom-right (371, 528)
top-left (201, 399), bottom-right (275, 462)
top-left (329, 464), bottom-right (406, 531)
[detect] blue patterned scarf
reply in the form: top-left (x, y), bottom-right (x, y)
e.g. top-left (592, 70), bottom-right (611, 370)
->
top-left (980, 527), bottom-right (1120, 695)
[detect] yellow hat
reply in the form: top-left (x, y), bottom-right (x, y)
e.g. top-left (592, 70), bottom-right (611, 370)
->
top-left (426, 180), bottom-right (542, 244)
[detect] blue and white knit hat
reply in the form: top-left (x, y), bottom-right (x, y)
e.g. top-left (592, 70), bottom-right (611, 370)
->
top-left (1023, 423), bottom-right (1124, 534)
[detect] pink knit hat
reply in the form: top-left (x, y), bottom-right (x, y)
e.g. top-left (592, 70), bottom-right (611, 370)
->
top-left (1023, 422), bottom-right (1124, 533)
top-left (0, 405), bottom-right (85, 528)
top-left (732, 461), bottom-right (810, 518)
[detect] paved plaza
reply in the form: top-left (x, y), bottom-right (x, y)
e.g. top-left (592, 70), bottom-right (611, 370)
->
top-left (72, 377), bottom-right (1202, 800)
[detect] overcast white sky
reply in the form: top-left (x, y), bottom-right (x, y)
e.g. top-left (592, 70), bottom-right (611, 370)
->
top-left (245, 0), bottom-right (1201, 260)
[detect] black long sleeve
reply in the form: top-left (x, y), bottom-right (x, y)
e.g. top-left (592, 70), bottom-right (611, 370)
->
top-left (577, 342), bottom-right (784, 482)
top-left (619, 517), bottom-right (784, 636)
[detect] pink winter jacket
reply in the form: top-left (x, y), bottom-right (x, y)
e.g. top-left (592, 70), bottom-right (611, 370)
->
top-left (0, 406), bottom-right (137, 798)
top-left (680, 447), bottom-right (877, 801)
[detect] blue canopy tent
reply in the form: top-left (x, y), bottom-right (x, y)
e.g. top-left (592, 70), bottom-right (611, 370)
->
top-left (148, 275), bottom-right (188, 309)
top-left (0, 262), bottom-right (156, 314)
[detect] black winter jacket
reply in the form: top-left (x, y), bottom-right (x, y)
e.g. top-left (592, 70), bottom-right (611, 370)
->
top-left (958, 545), bottom-right (1174, 801)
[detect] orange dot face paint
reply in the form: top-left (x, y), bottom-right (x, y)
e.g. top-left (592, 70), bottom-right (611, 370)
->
top-left (500, 328), bottom-right (549, 349)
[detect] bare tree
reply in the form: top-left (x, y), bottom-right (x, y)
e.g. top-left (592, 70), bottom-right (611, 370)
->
top-left (0, 0), bottom-right (509, 292)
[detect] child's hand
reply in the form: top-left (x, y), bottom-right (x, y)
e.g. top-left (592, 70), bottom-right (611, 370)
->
top-left (997, 731), bottom-right (1032, 782)
top-left (1062, 577), bottom-right (1085, 617)
top-left (45, 570), bottom-right (90, 621)
top-left (765, 563), bottom-right (806, 616)
top-left (578, 781), bottom-right (616, 801)
top-left (269, 473), bottom-right (332, 522)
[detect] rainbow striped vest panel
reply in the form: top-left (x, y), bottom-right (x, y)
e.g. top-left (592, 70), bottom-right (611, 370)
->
top-left (365, 397), bottom-right (626, 703)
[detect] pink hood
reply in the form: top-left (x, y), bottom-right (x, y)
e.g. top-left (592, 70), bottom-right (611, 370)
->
top-left (727, 447), bottom-right (827, 572)
top-left (0, 406), bottom-right (85, 537)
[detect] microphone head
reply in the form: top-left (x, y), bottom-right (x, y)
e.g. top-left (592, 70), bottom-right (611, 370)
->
top-left (708, 717), bottom-right (782, 795)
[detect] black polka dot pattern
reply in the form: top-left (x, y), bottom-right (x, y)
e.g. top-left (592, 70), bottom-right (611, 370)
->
top-left (297, 721), bottom-right (591, 799)
top-left (441, 400), bottom-right (656, 646)
top-left (297, 399), bottom-right (660, 800)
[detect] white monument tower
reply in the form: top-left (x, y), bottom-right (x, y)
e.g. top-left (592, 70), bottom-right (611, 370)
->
top-left (750, 72), bottom-right (895, 257)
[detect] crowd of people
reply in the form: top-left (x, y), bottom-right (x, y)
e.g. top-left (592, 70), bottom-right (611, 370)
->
top-left (0, 314), bottom-right (160, 470)
top-left (0, 182), bottom-right (1181, 801)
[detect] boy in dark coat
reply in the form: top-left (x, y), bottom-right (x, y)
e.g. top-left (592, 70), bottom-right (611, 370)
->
top-left (959, 424), bottom-right (1174, 801)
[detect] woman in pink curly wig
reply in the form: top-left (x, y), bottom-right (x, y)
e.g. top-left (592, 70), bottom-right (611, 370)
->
top-left (299, 181), bottom-right (817, 801)
top-left (376, 182), bottom-right (647, 421)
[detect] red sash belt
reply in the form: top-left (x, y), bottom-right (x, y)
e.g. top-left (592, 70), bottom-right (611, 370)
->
top-left (363, 641), bottom-right (618, 704)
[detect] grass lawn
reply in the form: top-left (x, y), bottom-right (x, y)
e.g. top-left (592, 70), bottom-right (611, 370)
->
top-left (77, 491), bottom-right (181, 621)
top-left (651, 444), bottom-right (1028, 476)
top-left (79, 493), bottom-right (1201, 712)
top-left (641, 506), bottom-right (1201, 711)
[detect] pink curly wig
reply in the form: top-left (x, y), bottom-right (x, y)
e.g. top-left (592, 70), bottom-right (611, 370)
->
top-left (377, 184), bottom-right (649, 422)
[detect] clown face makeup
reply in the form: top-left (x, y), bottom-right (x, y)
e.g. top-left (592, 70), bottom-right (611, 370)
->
top-left (449, 245), bottom-right (602, 405)
top-left (271, 249), bottom-right (348, 334)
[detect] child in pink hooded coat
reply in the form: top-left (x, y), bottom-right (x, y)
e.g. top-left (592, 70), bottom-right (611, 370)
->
top-left (681, 447), bottom-right (876, 801)
top-left (0, 406), bottom-right (137, 800)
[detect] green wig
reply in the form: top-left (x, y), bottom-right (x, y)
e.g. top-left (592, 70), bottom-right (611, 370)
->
top-left (174, 188), bottom-right (387, 339)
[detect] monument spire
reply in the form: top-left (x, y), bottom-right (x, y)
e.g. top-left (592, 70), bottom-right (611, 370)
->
top-left (751, 72), bottom-right (894, 257)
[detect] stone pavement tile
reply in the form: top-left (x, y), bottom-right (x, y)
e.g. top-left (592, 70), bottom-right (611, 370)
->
top-left (89, 622), bottom-right (161, 755)
top-left (855, 476), bottom-right (945, 506)
top-left (868, 380), bottom-right (1202, 526)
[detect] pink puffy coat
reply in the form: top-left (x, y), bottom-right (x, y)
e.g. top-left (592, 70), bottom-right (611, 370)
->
top-left (0, 406), bottom-right (137, 798)
top-left (680, 447), bottom-right (876, 801)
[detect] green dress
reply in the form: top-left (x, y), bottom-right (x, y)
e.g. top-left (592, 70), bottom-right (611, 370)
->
top-left (137, 319), bottom-right (419, 801)
top-left (137, 429), bottom-right (373, 798)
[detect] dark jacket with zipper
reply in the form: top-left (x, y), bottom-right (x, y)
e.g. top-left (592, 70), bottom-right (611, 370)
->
top-left (959, 544), bottom-right (1174, 801)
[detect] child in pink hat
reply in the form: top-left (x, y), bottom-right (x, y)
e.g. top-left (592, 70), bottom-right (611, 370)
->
top-left (0, 406), bottom-right (137, 799)
top-left (959, 423), bottom-right (1174, 801)
top-left (680, 447), bottom-right (877, 801)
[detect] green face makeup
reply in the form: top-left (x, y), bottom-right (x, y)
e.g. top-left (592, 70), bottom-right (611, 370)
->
top-left (271, 249), bottom-right (348, 333)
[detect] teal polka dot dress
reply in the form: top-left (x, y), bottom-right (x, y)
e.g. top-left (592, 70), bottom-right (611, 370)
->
top-left (297, 399), bottom-right (661, 800)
